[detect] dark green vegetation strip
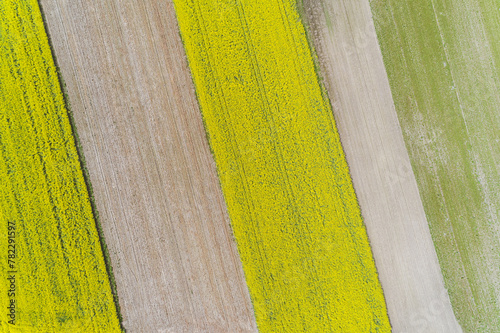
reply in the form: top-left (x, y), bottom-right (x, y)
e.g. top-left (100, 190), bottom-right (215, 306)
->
top-left (371, 0), bottom-right (500, 331)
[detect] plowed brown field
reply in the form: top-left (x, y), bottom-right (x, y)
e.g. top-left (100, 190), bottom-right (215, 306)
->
top-left (39, 1), bottom-right (257, 332)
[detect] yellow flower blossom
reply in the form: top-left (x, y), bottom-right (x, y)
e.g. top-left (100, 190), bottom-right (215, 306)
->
top-left (0, 1), bottom-right (121, 331)
top-left (174, 0), bottom-right (391, 331)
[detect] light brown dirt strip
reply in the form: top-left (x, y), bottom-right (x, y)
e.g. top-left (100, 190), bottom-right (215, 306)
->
top-left (38, 1), bottom-right (257, 332)
top-left (301, 1), bottom-right (461, 331)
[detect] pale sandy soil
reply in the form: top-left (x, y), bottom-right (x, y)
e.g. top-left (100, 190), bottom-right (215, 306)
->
top-left (301, 1), bottom-right (462, 331)
top-left (39, 1), bottom-right (257, 332)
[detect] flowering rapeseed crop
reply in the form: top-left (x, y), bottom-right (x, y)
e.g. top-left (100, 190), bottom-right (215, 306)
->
top-left (174, 0), bottom-right (391, 331)
top-left (0, 1), bottom-right (121, 331)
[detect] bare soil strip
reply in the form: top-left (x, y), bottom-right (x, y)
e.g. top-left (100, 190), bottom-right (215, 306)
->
top-left (39, 1), bottom-right (257, 332)
top-left (301, 1), bottom-right (461, 331)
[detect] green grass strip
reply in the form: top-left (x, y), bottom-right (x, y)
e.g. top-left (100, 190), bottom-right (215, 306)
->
top-left (371, 0), bottom-right (500, 331)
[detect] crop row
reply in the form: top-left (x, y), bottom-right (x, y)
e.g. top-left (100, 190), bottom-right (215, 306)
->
top-left (173, 0), bottom-right (391, 331)
top-left (0, 1), bottom-right (120, 331)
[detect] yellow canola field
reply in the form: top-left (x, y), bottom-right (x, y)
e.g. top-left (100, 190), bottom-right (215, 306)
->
top-left (174, 0), bottom-right (391, 331)
top-left (0, 1), bottom-right (121, 332)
